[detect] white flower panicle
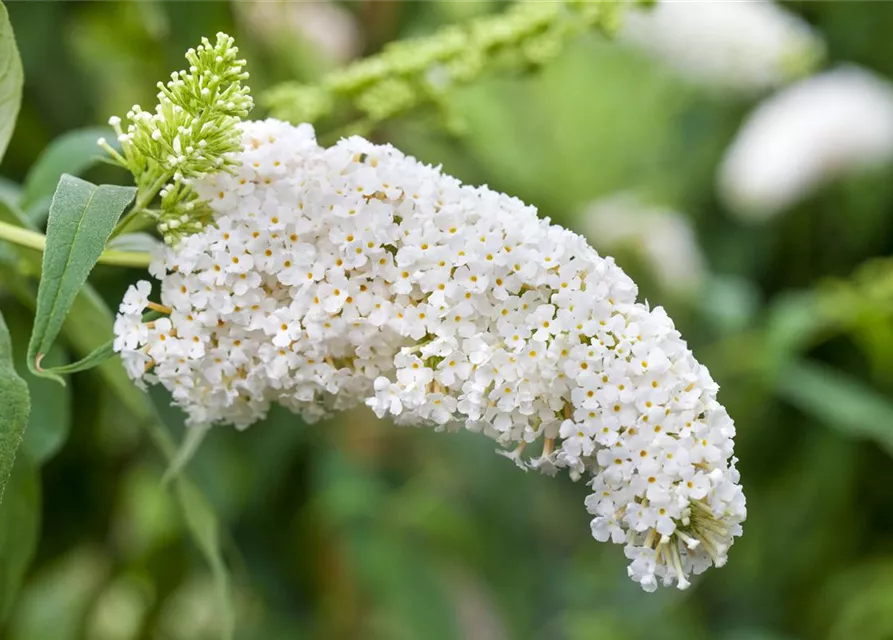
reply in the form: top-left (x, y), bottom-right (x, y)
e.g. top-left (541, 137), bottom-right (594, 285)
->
top-left (621, 1), bottom-right (823, 94)
top-left (719, 66), bottom-right (893, 220)
top-left (113, 119), bottom-right (745, 591)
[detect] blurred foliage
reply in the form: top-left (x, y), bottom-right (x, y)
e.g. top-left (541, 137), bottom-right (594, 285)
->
top-left (263, 0), bottom-right (627, 136)
top-left (1, 1), bottom-right (893, 639)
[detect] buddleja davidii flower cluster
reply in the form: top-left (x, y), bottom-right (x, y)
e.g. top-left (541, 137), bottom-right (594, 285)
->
top-left (113, 119), bottom-right (745, 590)
top-left (99, 33), bottom-right (253, 244)
top-left (263, 0), bottom-right (624, 128)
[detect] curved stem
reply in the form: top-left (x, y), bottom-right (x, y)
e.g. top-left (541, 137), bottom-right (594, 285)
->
top-left (0, 220), bottom-right (44, 253)
top-left (0, 219), bottom-right (151, 269)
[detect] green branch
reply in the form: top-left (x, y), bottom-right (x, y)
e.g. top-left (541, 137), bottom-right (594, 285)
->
top-left (0, 220), bottom-right (151, 269)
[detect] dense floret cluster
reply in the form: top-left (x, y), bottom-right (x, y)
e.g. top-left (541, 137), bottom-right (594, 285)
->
top-left (114, 119), bottom-right (745, 590)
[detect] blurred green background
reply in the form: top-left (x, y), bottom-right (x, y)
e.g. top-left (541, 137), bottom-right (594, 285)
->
top-left (1, 2), bottom-right (893, 639)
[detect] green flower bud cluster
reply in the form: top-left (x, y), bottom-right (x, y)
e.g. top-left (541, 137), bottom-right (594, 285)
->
top-left (99, 32), bottom-right (253, 244)
top-left (262, 0), bottom-right (628, 130)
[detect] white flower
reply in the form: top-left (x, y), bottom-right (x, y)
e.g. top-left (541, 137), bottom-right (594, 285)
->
top-left (113, 118), bottom-right (745, 591)
top-left (120, 281), bottom-right (152, 315)
top-left (113, 312), bottom-right (147, 352)
top-left (719, 66), bottom-right (893, 220)
top-left (621, 1), bottom-right (824, 93)
top-left (581, 193), bottom-right (705, 297)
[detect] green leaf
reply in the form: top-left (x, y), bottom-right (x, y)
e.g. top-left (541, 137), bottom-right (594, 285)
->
top-left (162, 424), bottom-right (209, 486)
top-left (0, 190), bottom-right (30, 230)
top-left (8, 547), bottom-right (108, 640)
top-left (0, 176), bottom-right (19, 204)
top-left (0, 192), bottom-right (120, 393)
top-left (34, 339), bottom-right (113, 376)
top-left (26, 175), bottom-right (135, 384)
top-left (0, 454), bottom-right (39, 622)
top-left (0, 307), bottom-right (29, 505)
top-left (0, 1), bottom-right (23, 163)
top-left (20, 359), bottom-right (70, 464)
top-left (0, 212), bottom-right (234, 635)
top-left (777, 360), bottom-right (893, 456)
top-left (1, 302), bottom-right (71, 465)
top-left (174, 478), bottom-right (235, 640)
top-left (20, 127), bottom-right (115, 218)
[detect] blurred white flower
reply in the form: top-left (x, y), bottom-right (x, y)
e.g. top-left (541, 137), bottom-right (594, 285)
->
top-left (237, 1), bottom-right (360, 66)
top-left (719, 66), bottom-right (893, 220)
top-left (582, 193), bottom-right (705, 297)
top-left (621, 1), bottom-right (824, 93)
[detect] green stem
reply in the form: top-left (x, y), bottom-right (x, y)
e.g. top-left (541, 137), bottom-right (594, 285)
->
top-left (96, 250), bottom-right (153, 268)
top-left (111, 173), bottom-right (170, 240)
top-left (112, 207), bottom-right (156, 238)
top-left (0, 219), bottom-right (151, 269)
top-left (0, 220), bottom-right (44, 253)
top-left (136, 174), bottom-right (170, 211)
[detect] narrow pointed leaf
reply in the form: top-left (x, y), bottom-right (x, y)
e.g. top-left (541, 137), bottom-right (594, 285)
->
top-left (0, 308), bottom-right (29, 504)
top-left (0, 454), bottom-right (39, 621)
top-left (0, 1), bottom-right (23, 163)
top-left (34, 340), bottom-right (114, 376)
top-left (777, 360), bottom-right (893, 456)
top-left (1, 219), bottom-right (233, 631)
top-left (0, 177), bottom-right (19, 204)
top-left (174, 478), bottom-right (235, 640)
top-left (1, 303), bottom-right (71, 465)
top-left (20, 127), bottom-right (115, 218)
top-left (0, 190), bottom-right (30, 230)
top-left (162, 424), bottom-right (209, 486)
top-left (26, 175), bottom-right (135, 384)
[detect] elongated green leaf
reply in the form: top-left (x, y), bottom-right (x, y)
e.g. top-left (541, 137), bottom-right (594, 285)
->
top-left (764, 292), bottom-right (825, 361)
top-left (3, 265), bottom-right (237, 636)
top-left (777, 360), bottom-right (893, 456)
top-left (20, 127), bottom-right (115, 218)
top-left (0, 307), bottom-right (28, 505)
top-left (0, 176), bottom-right (19, 204)
top-left (175, 478), bottom-right (234, 640)
top-left (27, 175), bottom-right (135, 383)
top-left (8, 547), bottom-right (107, 640)
top-left (0, 190), bottom-right (29, 230)
top-left (1, 302), bottom-right (71, 465)
top-left (36, 339), bottom-right (113, 376)
top-left (162, 424), bottom-right (209, 486)
top-left (0, 1), bottom-right (23, 163)
top-left (1, 209), bottom-right (234, 635)
top-left (0, 454), bottom-right (39, 622)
